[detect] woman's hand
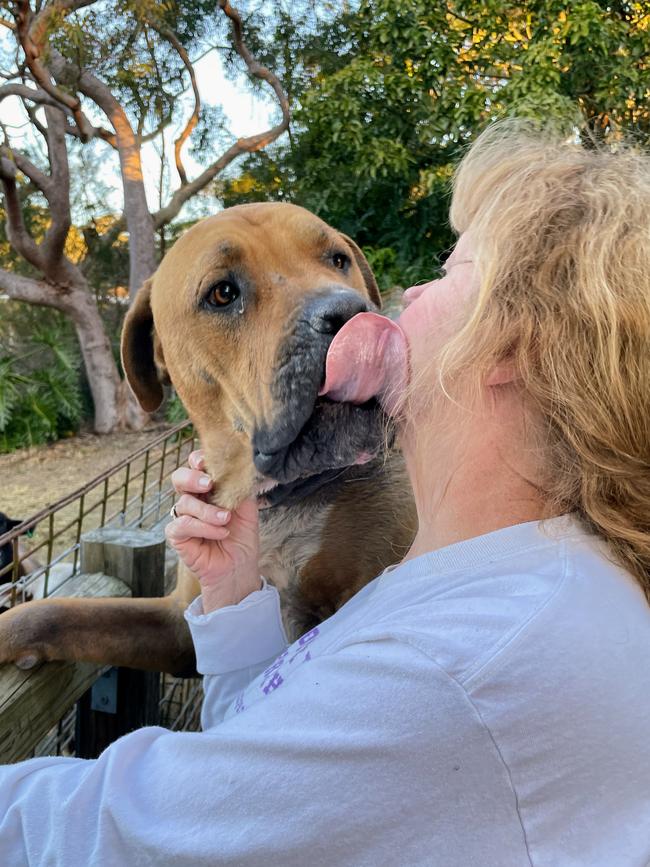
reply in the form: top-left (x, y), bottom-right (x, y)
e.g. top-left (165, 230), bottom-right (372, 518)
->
top-left (166, 449), bottom-right (262, 614)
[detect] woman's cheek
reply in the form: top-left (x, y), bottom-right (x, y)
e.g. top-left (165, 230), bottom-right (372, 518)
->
top-left (398, 289), bottom-right (469, 374)
top-left (399, 294), bottom-right (442, 347)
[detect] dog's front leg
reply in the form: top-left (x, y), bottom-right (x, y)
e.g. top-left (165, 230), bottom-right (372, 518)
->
top-left (0, 565), bottom-right (201, 676)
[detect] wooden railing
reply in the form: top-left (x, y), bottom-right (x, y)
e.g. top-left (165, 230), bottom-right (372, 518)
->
top-left (1, 580), bottom-right (128, 761)
top-left (0, 422), bottom-right (203, 763)
top-left (0, 419), bottom-right (196, 603)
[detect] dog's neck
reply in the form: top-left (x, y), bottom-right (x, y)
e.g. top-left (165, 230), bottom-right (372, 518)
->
top-left (255, 457), bottom-right (389, 602)
top-left (257, 460), bottom-right (383, 511)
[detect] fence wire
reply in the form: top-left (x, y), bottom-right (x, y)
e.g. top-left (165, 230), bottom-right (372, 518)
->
top-left (0, 420), bottom-right (207, 754)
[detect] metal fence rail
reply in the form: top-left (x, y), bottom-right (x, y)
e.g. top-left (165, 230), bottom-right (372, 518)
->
top-left (0, 419), bottom-right (206, 756)
top-left (0, 420), bottom-right (197, 606)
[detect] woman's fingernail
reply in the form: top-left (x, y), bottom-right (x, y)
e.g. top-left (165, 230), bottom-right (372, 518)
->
top-left (217, 511), bottom-right (230, 522)
top-left (199, 476), bottom-right (212, 489)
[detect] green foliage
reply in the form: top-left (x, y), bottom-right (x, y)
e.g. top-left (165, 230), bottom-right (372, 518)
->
top-left (44, 1), bottom-right (221, 130)
top-left (189, 104), bottom-right (230, 165)
top-left (165, 390), bottom-right (189, 424)
top-left (2, 0), bottom-right (648, 450)
top-left (220, 0), bottom-right (650, 288)
top-left (0, 304), bottom-right (86, 453)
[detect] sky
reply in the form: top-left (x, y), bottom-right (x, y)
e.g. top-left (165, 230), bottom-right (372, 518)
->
top-left (0, 41), bottom-right (275, 225)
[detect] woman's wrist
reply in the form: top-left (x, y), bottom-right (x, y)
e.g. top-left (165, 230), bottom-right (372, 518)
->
top-left (200, 570), bottom-right (263, 613)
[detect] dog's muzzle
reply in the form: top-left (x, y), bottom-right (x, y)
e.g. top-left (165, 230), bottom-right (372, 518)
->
top-left (252, 289), bottom-right (390, 492)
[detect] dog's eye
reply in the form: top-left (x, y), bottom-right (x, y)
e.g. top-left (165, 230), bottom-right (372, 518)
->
top-left (206, 281), bottom-right (240, 308)
top-left (332, 252), bottom-right (349, 270)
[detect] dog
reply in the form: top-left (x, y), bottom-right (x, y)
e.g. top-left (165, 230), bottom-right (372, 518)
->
top-left (0, 512), bottom-right (73, 612)
top-left (0, 203), bottom-right (417, 675)
top-left (0, 512), bottom-right (26, 579)
top-left (0, 513), bottom-right (40, 611)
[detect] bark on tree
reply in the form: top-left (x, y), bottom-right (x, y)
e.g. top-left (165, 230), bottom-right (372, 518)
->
top-left (0, 269), bottom-right (122, 433)
top-left (0, 0), bottom-right (290, 432)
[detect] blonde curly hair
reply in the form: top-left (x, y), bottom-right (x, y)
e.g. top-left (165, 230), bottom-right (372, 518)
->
top-left (441, 120), bottom-right (650, 599)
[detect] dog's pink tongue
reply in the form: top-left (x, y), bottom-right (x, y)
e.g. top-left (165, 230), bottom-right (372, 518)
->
top-left (319, 312), bottom-right (408, 408)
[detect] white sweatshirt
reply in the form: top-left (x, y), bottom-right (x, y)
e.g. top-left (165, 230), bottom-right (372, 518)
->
top-left (1, 515), bottom-right (649, 867)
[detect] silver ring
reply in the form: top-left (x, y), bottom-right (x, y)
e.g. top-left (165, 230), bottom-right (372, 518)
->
top-left (170, 504), bottom-right (179, 520)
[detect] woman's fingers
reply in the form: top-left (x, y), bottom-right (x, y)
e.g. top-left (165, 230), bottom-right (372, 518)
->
top-left (165, 515), bottom-right (229, 546)
top-left (171, 465), bottom-right (213, 495)
top-left (166, 492), bottom-right (231, 548)
top-left (175, 494), bottom-right (229, 525)
top-left (188, 449), bottom-right (206, 471)
top-left (166, 458), bottom-right (263, 611)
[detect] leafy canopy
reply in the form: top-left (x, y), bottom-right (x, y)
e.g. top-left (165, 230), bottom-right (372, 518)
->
top-left (221, 0), bottom-right (650, 288)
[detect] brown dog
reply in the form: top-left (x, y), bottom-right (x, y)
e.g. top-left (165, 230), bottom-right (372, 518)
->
top-left (0, 203), bottom-right (416, 675)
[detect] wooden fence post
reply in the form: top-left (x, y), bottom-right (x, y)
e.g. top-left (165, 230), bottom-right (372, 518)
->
top-left (75, 528), bottom-right (166, 758)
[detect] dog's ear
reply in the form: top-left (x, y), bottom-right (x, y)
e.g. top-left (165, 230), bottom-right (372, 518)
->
top-left (121, 277), bottom-right (170, 412)
top-left (339, 233), bottom-right (382, 309)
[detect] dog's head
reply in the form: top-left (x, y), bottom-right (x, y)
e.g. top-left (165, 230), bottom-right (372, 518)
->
top-left (122, 202), bottom-right (390, 509)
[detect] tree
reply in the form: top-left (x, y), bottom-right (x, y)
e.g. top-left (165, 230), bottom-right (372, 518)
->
top-left (221, 0), bottom-right (650, 287)
top-left (0, 0), bottom-right (289, 432)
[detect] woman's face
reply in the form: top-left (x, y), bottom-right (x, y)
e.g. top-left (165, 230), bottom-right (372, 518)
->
top-left (398, 233), bottom-right (480, 388)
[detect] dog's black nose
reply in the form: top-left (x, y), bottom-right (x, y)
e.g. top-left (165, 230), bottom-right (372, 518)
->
top-left (302, 291), bottom-right (370, 335)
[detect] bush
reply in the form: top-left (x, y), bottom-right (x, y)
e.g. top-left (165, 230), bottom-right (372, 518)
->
top-left (0, 303), bottom-right (86, 453)
top-left (165, 390), bottom-right (189, 424)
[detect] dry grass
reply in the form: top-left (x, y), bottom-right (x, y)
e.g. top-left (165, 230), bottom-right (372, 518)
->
top-left (0, 424), bottom-right (175, 521)
top-left (0, 423), bottom-right (196, 586)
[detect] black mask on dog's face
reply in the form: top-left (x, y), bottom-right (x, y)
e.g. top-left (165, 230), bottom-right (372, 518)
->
top-left (251, 286), bottom-right (392, 502)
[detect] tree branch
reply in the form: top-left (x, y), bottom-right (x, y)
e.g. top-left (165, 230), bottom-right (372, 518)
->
top-left (54, 0), bottom-right (98, 12)
top-left (11, 147), bottom-right (52, 194)
top-left (149, 21), bottom-right (200, 185)
top-left (139, 115), bottom-right (172, 145)
top-left (1, 104), bottom-right (82, 285)
top-left (153, 0), bottom-right (290, 228)
top-left (0, 77), bottom-right (118, 146)
top-left (23, 98), bottom-right (49, 140)
top-left (40, 106), bottom-right (72, 267)
top-left (0, 149), bottom-right (45, 270)
top-left (62, 116), bottom-right (117, 148)
top-left (47, 49), bottom-right (157, 287)
top-left (0, 81), bottom-right (67, 110)
top-left (0, 268), bottom-right (68, 308)
top-left (219, 0), bottom-right (290, 115)
top-left (14, 0), bottom-right (96, 141)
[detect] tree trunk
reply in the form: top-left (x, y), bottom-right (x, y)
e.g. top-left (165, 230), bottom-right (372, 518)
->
top-left (114, 133), bottom-right (158, 295)
top-left (0, 271), bottom-right (145, 433)
top-left (62, 288), bottom-right (147, 433)
top-left (2, 0), bottom-right (291, 436)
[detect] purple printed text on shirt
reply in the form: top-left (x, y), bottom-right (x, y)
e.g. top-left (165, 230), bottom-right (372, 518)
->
top-left (259, 626), bottom-right (320, 696)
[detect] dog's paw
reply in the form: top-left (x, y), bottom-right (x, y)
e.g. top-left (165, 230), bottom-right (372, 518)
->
top-left (0, 604), bottom-right (47, 669)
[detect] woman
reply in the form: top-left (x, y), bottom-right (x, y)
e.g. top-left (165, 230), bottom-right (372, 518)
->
top-left (1, 122), bottom-right (649, 866)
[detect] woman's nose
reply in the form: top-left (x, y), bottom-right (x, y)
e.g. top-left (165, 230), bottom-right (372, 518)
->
top-left (402, 280), bottom-right (433, 306)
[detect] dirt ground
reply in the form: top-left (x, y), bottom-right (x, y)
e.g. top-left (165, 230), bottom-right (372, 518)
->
top-left (0, 423), bottom-right (175, 521)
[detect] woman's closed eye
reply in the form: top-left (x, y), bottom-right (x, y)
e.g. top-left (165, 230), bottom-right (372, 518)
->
top-left (443, 259), bottom-right (473, 274)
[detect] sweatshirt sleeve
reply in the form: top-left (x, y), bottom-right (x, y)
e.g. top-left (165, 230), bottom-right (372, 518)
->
top-left (0, 638), bottom-right (528, 867)
top-left (183, 578), bottom-right (289, 728)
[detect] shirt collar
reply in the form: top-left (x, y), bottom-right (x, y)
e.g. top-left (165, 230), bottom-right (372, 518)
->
top-left (379, 514), bottom-right (588, 582)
